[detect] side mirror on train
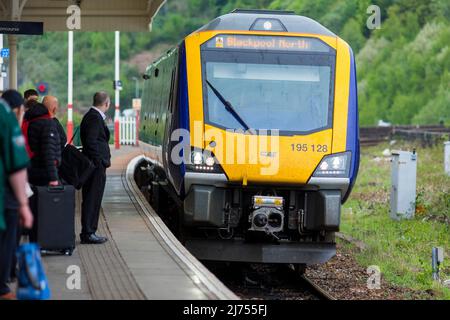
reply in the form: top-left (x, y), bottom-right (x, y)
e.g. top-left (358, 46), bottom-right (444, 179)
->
top-left (143, 74), bottom-right (150, 80)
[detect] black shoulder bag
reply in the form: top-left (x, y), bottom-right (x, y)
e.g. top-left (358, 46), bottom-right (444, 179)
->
top-left (58, 128), bottom-right (95, 190)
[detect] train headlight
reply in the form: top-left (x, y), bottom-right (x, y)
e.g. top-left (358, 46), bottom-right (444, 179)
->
top-left (332, 156), bottom-right (344, 170)
top-left (191, 151), bottom-right (204, 165)
top-left (313, 152), bottom-right (351, 177)
top-left (187, 149), bottom-right (224, 173)
top-left (205, 156), bottom-right (215, 167)
top-left (319, 161), bottom-right (329, 171)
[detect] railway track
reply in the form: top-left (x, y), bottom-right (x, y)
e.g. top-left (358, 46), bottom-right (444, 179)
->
top-left (300, 274), bottom-right (336, 300)
top-left (360, 125), bottom-right (450, 146)
top-left (205, 262), bottom-right (336, 300)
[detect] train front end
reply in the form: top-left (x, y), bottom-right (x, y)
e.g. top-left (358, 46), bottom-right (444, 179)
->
top-left (181, 11), bottom-right (359, 264)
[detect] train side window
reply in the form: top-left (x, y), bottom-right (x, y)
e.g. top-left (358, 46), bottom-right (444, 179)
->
top-left (155, 68), bottom-right (159, 77)
top-left (168, 68), bottom-right (176, 112)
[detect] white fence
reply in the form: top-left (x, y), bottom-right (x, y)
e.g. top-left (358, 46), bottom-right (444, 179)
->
top-left (119, 116), bottom-right (136, 145)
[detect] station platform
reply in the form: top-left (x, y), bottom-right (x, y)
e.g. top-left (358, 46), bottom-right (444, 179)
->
top-left (40, 146), bottom-right (237, 300)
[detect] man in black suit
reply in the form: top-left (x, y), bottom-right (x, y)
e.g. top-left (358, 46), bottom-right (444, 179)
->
top-left (79, 92), bottom-right (111, 244)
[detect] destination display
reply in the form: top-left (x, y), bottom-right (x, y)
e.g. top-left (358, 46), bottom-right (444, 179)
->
top-left (206, 34), bottom-right (331, 52)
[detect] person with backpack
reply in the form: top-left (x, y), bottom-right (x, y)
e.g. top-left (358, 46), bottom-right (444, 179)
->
top-left (0, 92), bottom-right (33, 300)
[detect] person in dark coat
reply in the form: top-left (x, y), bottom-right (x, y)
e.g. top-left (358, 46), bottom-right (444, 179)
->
top-left (42, 95), bottom-right (67, 152)
top-left (23, 102), bottom-right (61, 243)
top-left (79, 91), bottom-right (111, 244)
top-left (23, 103), bottom-right (61, 187)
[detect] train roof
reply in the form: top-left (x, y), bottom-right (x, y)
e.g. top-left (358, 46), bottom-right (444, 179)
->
top-left (196, 9), bottom-right (336, 37)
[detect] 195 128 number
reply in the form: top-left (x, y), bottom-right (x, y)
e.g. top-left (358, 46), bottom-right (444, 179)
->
top-left (291, 144), bottom-right (328, 153)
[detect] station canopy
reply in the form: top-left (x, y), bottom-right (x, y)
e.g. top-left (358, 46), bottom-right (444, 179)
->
top-left (0, 0), bottom-right (166, 32)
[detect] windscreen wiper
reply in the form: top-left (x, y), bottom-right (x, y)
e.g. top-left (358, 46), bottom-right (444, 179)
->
top-left (206, 79), bottom-right (251, 132)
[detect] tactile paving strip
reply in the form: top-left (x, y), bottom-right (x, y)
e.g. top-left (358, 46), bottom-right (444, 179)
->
top-left (75, 192), bottom-right (145, 300)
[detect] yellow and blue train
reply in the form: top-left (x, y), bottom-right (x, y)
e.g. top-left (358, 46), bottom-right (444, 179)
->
top-left (138, 9), bottom-right (359, 265)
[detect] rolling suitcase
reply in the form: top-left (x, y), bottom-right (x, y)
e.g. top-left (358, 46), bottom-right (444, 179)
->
top-left (31, 185), bottom-right (76, 255)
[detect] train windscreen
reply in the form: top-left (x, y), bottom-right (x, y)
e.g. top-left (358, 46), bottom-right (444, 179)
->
top-left (201, 35), bottom-right (336, 135)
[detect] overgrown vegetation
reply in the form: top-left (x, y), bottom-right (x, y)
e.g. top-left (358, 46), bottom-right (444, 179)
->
top-left (342, 141), bottom-right (450, 299)
top-left (11, 0), bottom-right (450, 124)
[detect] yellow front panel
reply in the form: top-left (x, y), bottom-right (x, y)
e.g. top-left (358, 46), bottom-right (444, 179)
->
top-left (185, 30), bottom-right (349, 185)
top-left (332, 38), bottom-right (351, 153)
top-left (204, 125), bottom-right (332, 184)
top-left (185, 32), bottom-right (205, 148)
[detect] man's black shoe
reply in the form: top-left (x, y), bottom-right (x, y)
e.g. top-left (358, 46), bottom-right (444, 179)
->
top-left (80, 233), bottom-right (108, 244)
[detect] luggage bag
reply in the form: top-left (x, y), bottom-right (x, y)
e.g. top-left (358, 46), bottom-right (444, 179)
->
top-left (31, 185), bottom-right (76, 255)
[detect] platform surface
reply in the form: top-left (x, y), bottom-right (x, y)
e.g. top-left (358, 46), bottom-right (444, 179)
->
top-left (40, 145), bottom-right (236, 300)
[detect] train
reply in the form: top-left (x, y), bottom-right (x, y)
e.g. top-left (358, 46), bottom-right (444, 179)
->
top-left (136, 9), bottom-right (360, 266)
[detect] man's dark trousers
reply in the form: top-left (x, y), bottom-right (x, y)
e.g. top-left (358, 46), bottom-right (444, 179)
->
top-left (81, 164), bottom-right (106, 235)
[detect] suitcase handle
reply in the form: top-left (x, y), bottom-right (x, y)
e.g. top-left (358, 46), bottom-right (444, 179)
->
top-left (47, 185), bottom-right (65, 192)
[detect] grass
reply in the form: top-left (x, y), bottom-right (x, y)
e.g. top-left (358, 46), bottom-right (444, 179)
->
top-left (341, 140), bottom-right (450, 299)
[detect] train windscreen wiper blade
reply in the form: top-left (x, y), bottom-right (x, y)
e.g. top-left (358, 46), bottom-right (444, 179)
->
top-left (206, 79), bottom-right (251, 132)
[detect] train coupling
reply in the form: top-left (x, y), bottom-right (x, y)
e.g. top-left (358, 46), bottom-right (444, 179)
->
top-left (248, 196), bottom-right (284, 236)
